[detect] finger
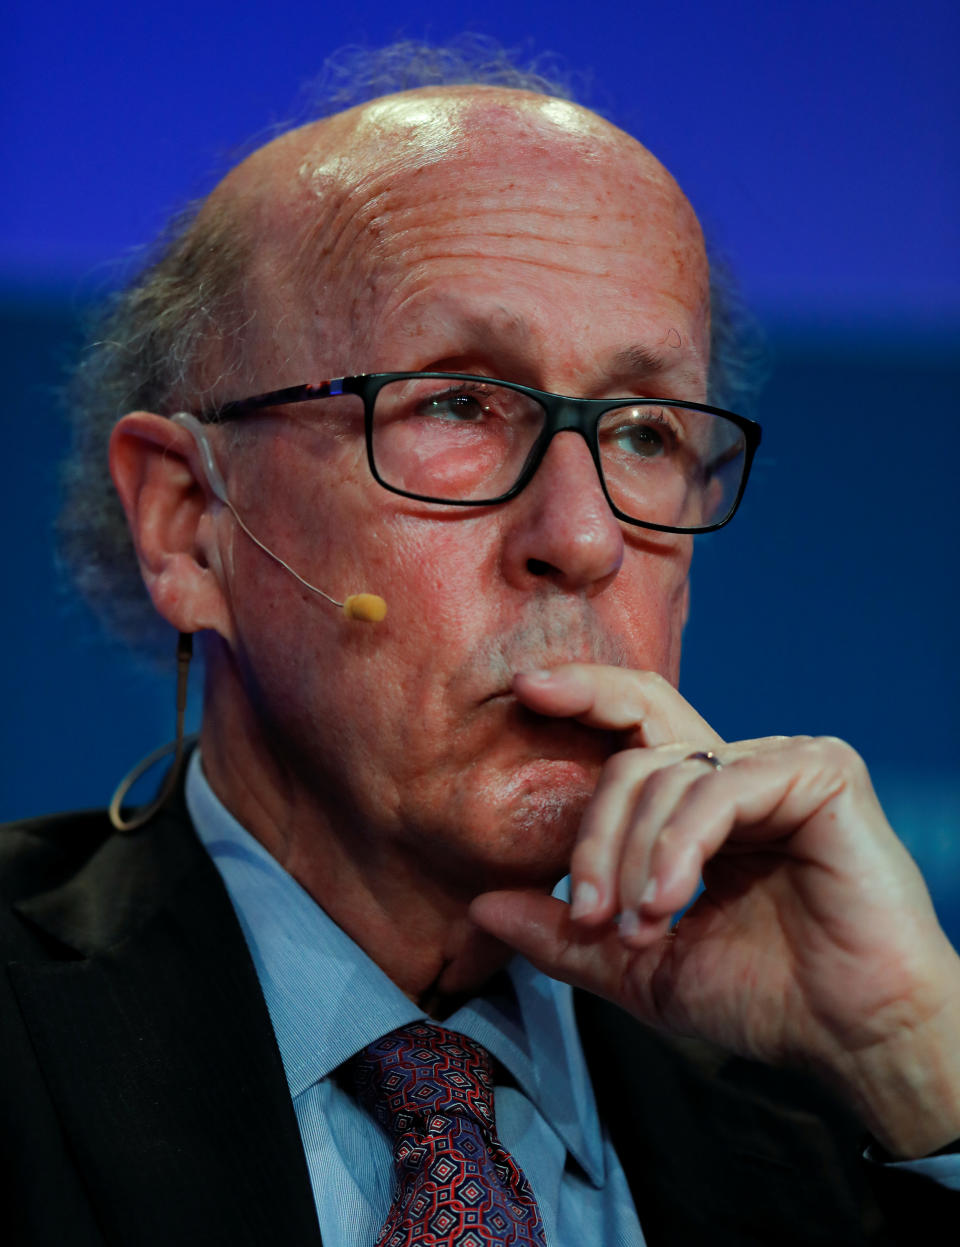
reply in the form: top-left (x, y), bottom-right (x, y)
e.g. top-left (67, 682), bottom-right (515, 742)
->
top-left (569, 748), bottom-right (658, 925)
top-left (615, 758), bottom-right (709, 921)
top-left (570, 742), bottom-right (703, 925)
top-left (469, 890), bottom-right (658, 1001)
top-left (611, 744), bottom-right (792, 945)
top-left (637, 745), bottom-right (838, 924)
top-left (572, 739), bottom-right (795, 932)
top-left (512, 665), bottom-right (722, 748)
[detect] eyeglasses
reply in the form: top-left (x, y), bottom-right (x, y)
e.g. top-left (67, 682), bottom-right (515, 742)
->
top-left (200, 371), bottom-right (761, 534)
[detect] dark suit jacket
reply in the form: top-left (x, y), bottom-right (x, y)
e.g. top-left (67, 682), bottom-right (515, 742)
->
top-left (1, 790), bottom-right (951, 1246)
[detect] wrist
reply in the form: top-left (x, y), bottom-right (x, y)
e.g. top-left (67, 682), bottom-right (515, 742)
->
top-left (832, 955), bottom-right (960, 1159)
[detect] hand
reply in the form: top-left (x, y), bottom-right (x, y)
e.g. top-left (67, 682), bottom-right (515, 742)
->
top-left (470, 664), bottom-right (960, 1158)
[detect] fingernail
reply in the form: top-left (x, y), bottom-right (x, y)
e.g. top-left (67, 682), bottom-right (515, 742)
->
top-left (518, 669), bottom-right (553, 683)
top-left (640, 878), bottom-right (658, 908)
top-left (618, 909), bottom-right (641, 938)
top-left (571, 880), bottom-right (600, 920)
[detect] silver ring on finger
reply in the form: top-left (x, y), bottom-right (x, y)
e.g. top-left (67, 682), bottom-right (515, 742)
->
top-left (684, 750), bottom-right (723, 771)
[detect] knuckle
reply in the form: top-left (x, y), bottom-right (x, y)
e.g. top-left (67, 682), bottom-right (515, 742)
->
top-left (637, 763), bottom-right (676, 799)
top-left (633, 669), bottom-right (668, 691)
top-left (653, 822), bottom-right (682, 853)
top-left (812, 734), bottom-right (867, 774)
top-left (627, 667), bottom-right (668, 703)
top-left (788, 734), bottom-right (868, 786)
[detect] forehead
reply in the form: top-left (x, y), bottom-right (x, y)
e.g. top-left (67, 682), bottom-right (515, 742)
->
top-left (236, 89), bottom-right (708, 377)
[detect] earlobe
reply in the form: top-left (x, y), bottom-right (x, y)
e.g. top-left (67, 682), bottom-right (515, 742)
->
top-left (109, 411), bottom-right (234, 641)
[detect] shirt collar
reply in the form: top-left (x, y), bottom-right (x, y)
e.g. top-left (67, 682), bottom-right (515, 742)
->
top-left (187, 750), bottom-right (605, 1185)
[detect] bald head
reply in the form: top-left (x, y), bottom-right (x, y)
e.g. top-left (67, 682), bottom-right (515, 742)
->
top-left (216, 86), bottom-right (680, 217)
top-left (201, 86), bottom-right (708, 389)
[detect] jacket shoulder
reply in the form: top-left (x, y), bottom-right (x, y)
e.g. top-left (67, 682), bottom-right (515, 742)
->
top-left (0, 809), bottom-right (115, 905)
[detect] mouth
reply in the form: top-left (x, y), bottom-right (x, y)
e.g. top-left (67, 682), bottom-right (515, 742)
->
top-left (482, 687), bottom-right (516, 704)
top-left (483, 688), bottom-right (618, 767)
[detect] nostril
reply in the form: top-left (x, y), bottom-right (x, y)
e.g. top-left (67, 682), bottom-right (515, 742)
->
top-left (527, 558), bottom-right (553, 577)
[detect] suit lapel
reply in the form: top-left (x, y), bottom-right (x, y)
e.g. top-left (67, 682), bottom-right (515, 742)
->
top-left (10, 797), bottom-right (322, 1247)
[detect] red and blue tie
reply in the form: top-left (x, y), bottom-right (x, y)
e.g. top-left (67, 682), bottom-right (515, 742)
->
top-left (348, 1021), bottom-right (547, 1246)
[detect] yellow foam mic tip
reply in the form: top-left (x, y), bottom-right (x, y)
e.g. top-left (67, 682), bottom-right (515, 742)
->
top-left (342, 593), bottom-right (388, 622)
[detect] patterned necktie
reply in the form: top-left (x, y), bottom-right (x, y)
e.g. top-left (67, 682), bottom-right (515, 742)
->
top-left (348, 1020), bottom-right (547, 1247)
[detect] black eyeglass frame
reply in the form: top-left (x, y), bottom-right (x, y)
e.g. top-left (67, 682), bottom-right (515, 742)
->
top-left (199, 371), bottom-right (762, 535)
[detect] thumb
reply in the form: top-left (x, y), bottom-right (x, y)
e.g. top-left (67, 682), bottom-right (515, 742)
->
top-left (469, 890), bottom-right (642, 1002)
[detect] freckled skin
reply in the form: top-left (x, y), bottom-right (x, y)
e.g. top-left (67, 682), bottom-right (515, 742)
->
top-left (159, 87), bottom-right (710, 999)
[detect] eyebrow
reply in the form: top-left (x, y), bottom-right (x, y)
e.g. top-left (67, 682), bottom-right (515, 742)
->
top-left (607, 344), bottom-right (673, 378)
top-left (416, 303), bottom-right (700, 393)
top-left (471, 314), bottom-right (673, 379)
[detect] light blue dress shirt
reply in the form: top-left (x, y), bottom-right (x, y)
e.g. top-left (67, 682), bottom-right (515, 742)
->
top-left (186, 751), bottom-right (646, 1245)
top-left (187, 752), bottom-right (960, 1246)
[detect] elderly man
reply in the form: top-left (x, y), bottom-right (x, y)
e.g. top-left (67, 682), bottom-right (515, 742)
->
top-left (3, 53), bottom-right (959, 1247)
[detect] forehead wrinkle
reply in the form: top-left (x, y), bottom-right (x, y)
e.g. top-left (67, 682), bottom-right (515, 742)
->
top-left (265, 182), bottom-right (398, 362)
top-left (283, 127), bottom-right (695, 290)
top-left (374, 190), bottom-right (697, 271)
top-left (389, 250), bottom-right (668, 286)
top-left (375, 176), bottom-right (687, 242)
top-left (358, 176), bottom-right (701, 299)
top-left (377, 235), bottom-right (699, 299)
top-left (381, 217), bottom-right (645, 256)
top-left (229, 89), bottom-right (706, 382)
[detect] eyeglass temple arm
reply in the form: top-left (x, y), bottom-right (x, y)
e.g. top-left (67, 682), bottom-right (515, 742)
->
top-left (195, 378), bottom-right (351, 422)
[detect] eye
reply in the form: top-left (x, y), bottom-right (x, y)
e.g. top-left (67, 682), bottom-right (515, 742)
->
top-left (614, 423), bottom-right (664, 457)
top-left (600, 408), bottom-right (677, 460)
top-left (418, 387), bottom-right (494, 422)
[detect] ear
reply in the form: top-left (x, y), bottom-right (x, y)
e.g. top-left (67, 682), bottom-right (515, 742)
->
top-left (109, 411), bottom-right (235, 643)
top-left (680, 576), bottom-right (691, 629)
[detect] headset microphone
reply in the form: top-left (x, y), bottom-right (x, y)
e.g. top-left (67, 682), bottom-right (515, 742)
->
top-left (171, 413), bottom-right (387, 622)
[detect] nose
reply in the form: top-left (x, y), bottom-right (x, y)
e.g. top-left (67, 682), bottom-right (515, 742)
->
top-left (500, 431), bottom-right (624, 594)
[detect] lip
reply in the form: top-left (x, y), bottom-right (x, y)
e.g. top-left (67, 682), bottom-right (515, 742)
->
top-left (479, 669), bottom-right (570, 706)
top-left (479, 659), bottom-right (589, 703)
top-left (471, 639), bottom-right (625, 708)
top-left (482, 689), bottom-right (618, 769)
top-left (482, 687), bottom-right (516, 703)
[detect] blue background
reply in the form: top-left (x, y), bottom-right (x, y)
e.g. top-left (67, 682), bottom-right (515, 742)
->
top-left (3, 1), bottom-right (957, 936)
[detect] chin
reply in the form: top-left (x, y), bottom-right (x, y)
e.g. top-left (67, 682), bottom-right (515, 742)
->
top-left (408, 746), bottom-right (603, 893)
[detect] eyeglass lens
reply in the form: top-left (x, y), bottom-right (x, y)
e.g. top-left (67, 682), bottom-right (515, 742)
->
top-left (369, 377), bottom-right (747, 529)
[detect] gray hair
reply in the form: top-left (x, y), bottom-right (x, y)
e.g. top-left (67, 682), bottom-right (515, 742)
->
top-left (58, 34), bottom-right (764, 658)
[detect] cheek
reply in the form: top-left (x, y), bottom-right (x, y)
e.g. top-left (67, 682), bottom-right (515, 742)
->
top-left (320, 512), bottom-right (497, 706)
top-left (229, 433), bottom-right (372, 593)
top-left (616, 536), bottom-right (692, 683)
top-left (358, 507), bottom-right (498, 627)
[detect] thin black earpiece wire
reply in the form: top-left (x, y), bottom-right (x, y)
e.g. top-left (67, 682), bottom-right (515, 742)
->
top-left (109, 632), bottom-right (193, 832)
